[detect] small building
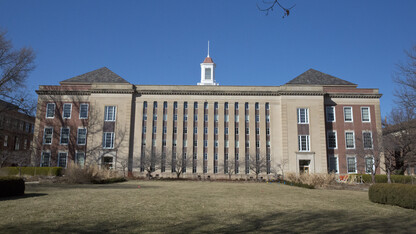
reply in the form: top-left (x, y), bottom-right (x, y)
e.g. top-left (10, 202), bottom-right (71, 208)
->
top-left (32, 52), bottom-right (383, 178)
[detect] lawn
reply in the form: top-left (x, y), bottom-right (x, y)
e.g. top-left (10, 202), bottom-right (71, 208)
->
top-left (0, 180), bottom-right (415, 233)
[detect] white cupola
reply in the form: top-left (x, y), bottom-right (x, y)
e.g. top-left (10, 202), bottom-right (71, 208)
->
top-left (198, 41), bottom-right (218, 85)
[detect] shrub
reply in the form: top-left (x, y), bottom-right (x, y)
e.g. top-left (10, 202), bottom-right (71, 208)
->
top-left (63, 164), bottom-right (124, 184)
top-left (0, 177), bottom-right (25, 197)
top-left (0, 167), bottom-right (62, 176)
top-left (286, 173), bottom-right (337, 188)
top-left (352, 174), bottom-right (414, 184)
top-left (369, 184), bottom-right (416, 209)
top-left (277, 179), bottom-right (315, 189)
top-left (92, 177), bottom-right (127, 184)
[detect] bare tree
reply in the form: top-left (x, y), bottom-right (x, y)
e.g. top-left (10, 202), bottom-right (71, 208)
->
top-left (140, 148), bottom-right (162, 179)
top-left (249, 153), bottom-right (268, 180)
top-left (355, 134), bottom-right (383, 184)
top-left (166, 151), bottom-right (192, 178)
top-left (273, 158), bottom-right (288, 180)
top-left (220, 159), bottom-right (237, 180)
top-left (394, 45), bottom-right (416, 115)
top-left (0, 30), bottom-right (36, 115)
top-left (257, 0), bottom-right (296, 18)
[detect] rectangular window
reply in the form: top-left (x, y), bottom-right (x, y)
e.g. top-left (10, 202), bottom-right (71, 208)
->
top-left (14, 137), bottom-right (19, 150)
top-left (183, 140), bottom-right (187, 147)
top-left (255, 115), bottom-right (259, 122)
top-left (344, 107), bottom-right (353, 122)
top-left (77, 128), bottom-right (87, 145)
top-left (58, 152), bottom-right (68, 168)
top-left (298, 135), bottom-right (310, 152)
top-left (328, 155), bottom-right (339, 174)
top-left (60, 127), bottom-right (70, 145)
top-left (204, 127), bottom-right (208, 134)
top-left (235, 103), bottom-right (239, 110)
top-left (183, 127), bottom-right (187, 134)
top-left (143, 126), bottom-right (146, 133)
top-left (25, 123), bottom-right (30, 132)
top-left (214, 127), bottom-right (218, 135)
top-left (193, 153), bottom-right (197, 160)
top-left (205, 68), bottom-right (211, 80)
top-left (173, 127), bottom-right (177, 134)
top-left (225, 114), bottom-right (229, 122)
top-left (225, 140), bottom-right (229, 148)
top-left (245, 103), bottom-right (249, 110)
top-left (363, 132), bottom-right (373, 149)
top-left (255, 103), bottom-right (259, 110)
top-left (194, 127), bottom-right (197, 134)
top-left (361, 107), bottom-right (370, 122)
top-left (345, 131), bottom-right (355, 149)
top-left (235, 153), bottom-right (239, 160)
top-left (163, 114), bottom-right (167, 121)
top-left (245, 141), bottom-right (249, 148)
top-left (193, 141), bottom-right (197, 147)
top-left (194, 115), bottom-right (198, 121)
top-left (203, 153), bottom-right (208, 160)
top-left (46, 103), bottom-right (55, 118)
top-left (235, 140), bottom-right (239, 148)
top-left (256, 141), bottom-right (260, 148)
top-left (43, 127), bottom-right (53, 144)
top-left (235, 115), bottom-right (239, 122)
top-left (214, 153), bottom-right (218, 160)
top-left (297, 108), bottom-right (309, 124)
top-left (184, 102), bottom-right (188, 109)
top-left (41, 151), bottom-right (51, 167)
top-left (174, 114), bottom-right (177, 121)
top-left (153, 114), bottom-right (157, 121)
top-left (235, 128), bottom-right (239, 135)
top-left (245, 128), bottom-right (249, 135)
top-left (327, 131), bottom-right (337, 149)
top-left (184, 114), bottom-right (188, 121)
top-left (80, 104), bottom-right (89, 119)
top-left (225, 102), bottom-right (228, 109)
top-left (104, 106), bottom-right (116, 121)
top-left (103, 132), bottom-right (114, 149)
top-left (266, 128), bottom-right (270, 135)
top-left (266, 115), bottom-right (270, 123)
top-left (76, 152), bottom-right (85, 167)
top-left (214, 114), bottom-right (219, 122)
top-left (3, 135), bottom-right (8, 146)
top-left (245, 115), bottom-right (249, 122)
top-left (63, 103), bottom-right (72, 119)
top-left (194, 102), bottom-right (198, 109)
top-left (204, 140), bottom-right (208, 147)
top-left (266, 141), bottom-right (270, 147)
top-left (347, 156), bottom-right (357, 173)
top-left (225, 127), bottom-right (228, 135)
top-left (204, 114), bottom-right (208, 122)
top-left (365, 156), bottom-right (374, 174)
top-left (143, 114), bottom-right (147, 121)
top-left (266, 103), bottom-right (270, 110)
top-left (153, 126), bottom-right (157, 133)
top-left (163, 126), bottom-right (167, 134)
top-left (256, 128), bottom-right (259, 135)
top-left (215, 140), bottom-right (219, 148)
top-left (326, 106), bottom-right (335, 122)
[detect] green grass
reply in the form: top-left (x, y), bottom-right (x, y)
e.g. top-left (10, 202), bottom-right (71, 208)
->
top-left (0, 180), bottom-right (415, 233)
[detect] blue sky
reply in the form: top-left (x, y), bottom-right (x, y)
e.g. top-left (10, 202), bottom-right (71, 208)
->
top-left (1, 0), bottom-right (415, 117)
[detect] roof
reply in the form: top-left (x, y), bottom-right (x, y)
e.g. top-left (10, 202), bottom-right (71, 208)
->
top-left (60, 67), bottom-right (129, 84)
top-left (286, 69), bottom-right (357, 86)
top-left (202, 57), bottom-right (214, 63)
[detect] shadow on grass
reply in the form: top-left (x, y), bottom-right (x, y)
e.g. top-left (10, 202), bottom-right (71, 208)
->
top-left (1, 209), bottom-right (415, 233)
top-left (25, 183), bottom-right (160, 190)
top-left (0, 193), bottom-right (47, 201)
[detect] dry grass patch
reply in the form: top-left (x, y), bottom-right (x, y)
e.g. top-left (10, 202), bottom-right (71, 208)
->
top-left (0, 180), bottom-right (415, 233)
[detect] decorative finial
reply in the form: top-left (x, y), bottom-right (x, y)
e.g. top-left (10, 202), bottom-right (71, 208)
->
top-left (207, 40), bottom-right (210, 57)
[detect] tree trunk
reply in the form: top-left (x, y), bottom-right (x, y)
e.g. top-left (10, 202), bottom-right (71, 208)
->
top-left (371, 172), bottom-right (375, 184)
top-left (387, 168), bottom-right (392, 183)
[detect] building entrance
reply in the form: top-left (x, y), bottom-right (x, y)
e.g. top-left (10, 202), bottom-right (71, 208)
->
top-left (299, 160), bottom-right (311, 174)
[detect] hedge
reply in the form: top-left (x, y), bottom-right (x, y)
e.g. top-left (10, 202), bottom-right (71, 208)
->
top-left (369, 184), bottom-right (416, 209)
top-left (92, 177), bottom-right (127, 184)
top-left (352, 174), bottom-right (414, 184)
top-left (276, 179), bottom-right (315, 189)
top-left (0, 177), bottom-right (25, 197)
top-left (0, 167), bottom-right (63, 177)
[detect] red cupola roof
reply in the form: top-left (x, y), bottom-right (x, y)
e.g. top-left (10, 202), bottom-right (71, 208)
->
top-left (203, 57), bottom-right (214, 63)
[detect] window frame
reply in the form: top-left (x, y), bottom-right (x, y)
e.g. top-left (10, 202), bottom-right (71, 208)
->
top-left (76, 151), bottom-right (85, 167)
top-left (102, 132), bottom-right (115, 149)
top-left (345, 131), bottom-right (355, 149)
top-left (60, 127), bottom-right (70, 145)
top-left (343, 107), bottom-right (353, 122)
top-left (57, 151), bottom-right (68, 168)
top-left (365, 156), bottom-right (375, 174)
top-left (297, 108), bottom-right (309, 124)
top-left (327, 131), bottom-right (337, 149)
top-left (104, 106), bottom-right (117, 122)
top-left (79, 103), bottom-right (89, 119)
top-left (63, 103), bottom-right (72, 119)
top-left (326, 106), bottom-right (336, 122)
top-left (328, 155), bottom-right (339, 174)
top-left (346, 156), bottom-right (357, 174)
top-left (43, 127), bottom-right (53, 145)
top-left (41, 151), bottom-right (51, 167)
top-left (77, 128), bottom-right (87, 145)
top-left (298, 135), bottom-right (310, 152)
top-left (361, 107), bottom-right (371, 122)
top-left (363, 131), bottom-right (373, 149)
top-left (46, 103), bottom-right (55, 119)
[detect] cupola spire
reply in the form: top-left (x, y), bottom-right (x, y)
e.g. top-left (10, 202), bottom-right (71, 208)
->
top-left (198, 41), bottom-right (218, 85)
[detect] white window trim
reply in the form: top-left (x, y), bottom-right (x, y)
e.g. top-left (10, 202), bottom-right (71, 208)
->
top-left (104, 106), bottom-right (117, 122)
top-left (298, 135), bottom-right (310, 152)
top-left (79, 103), bottom-right (89, 119)
top-left (77, 127), bottom-right (87, 145)
top-left (63, 103), bottom-right (72, 119)
top-left (345, 131), bottom-right (355, 149)
top-left (363, 131), bottom-right (373, 149)
top-left (361, 107), bottom-right (371, 123)
top-left (346, 155), bottom-right (357, 174)
top-left (343, 107), bottom-right (353, 122)
top-left (297, 108), bottom-right (309, 124)
top-left (40, 151), bottom-right (51, 167)
top-left (76, 151), bottom-right (85, 167)
top-left (103, 132), bottom-right (115, 149)
top-left (365, 155), bottom-right (375, 174)
top-left (327, 131), bottom-right (337, 149)
top-left (46, 103), bottom-right (55, 119)
top-left (43, 127), bottom-right (53, 145)
top-left (60, 127), bottom-right (70, 145)
top-left (326, 106), bottom-right (336, 122)
top-left (58, 151), bottom-right (68, 168)
top-left (328, 154), bottom-right (339, 174)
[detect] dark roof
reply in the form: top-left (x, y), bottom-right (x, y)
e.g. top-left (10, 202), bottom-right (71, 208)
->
top-left (60, 67), bottom-right (129, 84)
top-left (286, 69), bottom-right (357, 86)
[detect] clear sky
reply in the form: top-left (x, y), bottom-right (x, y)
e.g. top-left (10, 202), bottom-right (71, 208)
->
top-left (1, 0), bottom-right (415, 117)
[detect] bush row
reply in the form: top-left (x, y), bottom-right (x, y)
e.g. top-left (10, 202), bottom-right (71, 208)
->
top-left (369, 184), bottom-right (416, 209)
top-left (352, 174), bottom-right (414, 184)
top-left (0, 177), bottom-right (25, 197)
top-left (0, 167), bottom-right (63, 176)
top-left (276, 179), bottom-right (315, 189)
top-left (92, 177), bottom-right (127, 184)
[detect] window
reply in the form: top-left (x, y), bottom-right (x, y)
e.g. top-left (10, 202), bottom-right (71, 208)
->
top-left (255, 115), bottom-right (259, 122)
top-left (193, 153), bottom-right (197, 159)
top-left (235, 140), bottom-right (239, 148)
top-left (183, 127), bottom-right (187, 134)
top-left (173, 139), bottom-right (177, 146)
top-left (153, 114), bottom-right (157, 121)
top-left (153, 126), bottom-right (157, 134)
top-left (215, 140), bottom-right (218, 148)
top-left (225, 102), bottom-right (228, 109)
top-left (194, 102), bottom-right (198, 109)
top-left (256, 141), bottom-right (260, 148)
top-left (77, 128), bottom-right (87, 145)
top-left (14, 137), bottom-right (19, 150)
top-left (103, 132), bottom-right (114, 149)
top-left (104, 106), bottom-right (116, 121)
top-left (235, 103), bottom-right (239, 110)
top-left (225, 114), bottom-right (229, 122)
top-left (41, 151), bottom-right (51, 167)
top-left (162, 140), bottom-right (166, 146)
top-left (245, 128), bottom-right (249, 135)
top-left (245, 103), bottom-right (249, 110)
top-left (46, 103), bottom-right (55, 118)
top-left (163, 126), bottom-right (167, 134)
top-left (361, 107), bottom-right (370, 122)
top-left (25, 123), bottom-right (30, 132)
top-left (344, 107), bottom-right (353, 122)
top-left (194, 115), bottom-right (198, 121)
top-left (235, 153), bottom-right (239, 160)
top-left (80, 104), bottom-right (89, 119)
top-left (365, 156), bottom-right (374, 174)
top-left (255, 102), bottom-right (259, 110)
top-left (345, 131), bottom-right (355, 149)
top-left (214, 114), bottom-right (219, 122)
top-left (204, 127), bottom-right (208, 134)
top-left (152, 139), bottom-right (156, 146)
top-left (225, 127), bottom-right (228, 135)
top-left (63, 103), bottom-right (72, 119)
top-left (203, 153), bottom-right (208, 160)
top-left (266, 115), bottom-right (270, 122)
top-left (327, 131), bottom-right (337, 149)
top-left (256, 128), bottom-right (259, 135)
top-left (347, 156), bottom-right (357, 173)
top-left (184, 114), bottom-right (188, 121)
top-left (194, 127), bottom-right (197, 134)
top-left (204, 114), bottom-right (208, 122)
top-left (203, 166), bottom-right (207, 173)
top-left (60, 127), bottom-right (70, 145)
top-left (326, 106), bottom-right (335, 122)
top-left (245, 115), bottom-right (249, 122)
top-left (298, 135), bottom-right (310, 152)
top-left (235, 128), bottom-right (239, 135)
top-left (143, 126), bottom-right (146, 133)
top-left (204, 140), bottom-right (208, 147)
top-left (297, 108), bottom-right (309, 124)
top-left (58, 152), bottom-right (68, 168)
top-left (173, 127), bottom-right (177, 134)
top-left (76, 152), bottom-right (85, 167)
top-left (193, 141), bottom-right (197, 147)
top-left (328, 155), bottom-right (339, 174)
top-left (193, 166), bottom-right (197, 173)
top-left (183, 140), bottom-right (187, 147)
top-left (103, 156), bottom-right (114, 169)
top-left (225, 140), bottom-right (229, 148)
top-left (266, 128), bottom-right (270, 135)
top-left (214, 153), bottom-right (218, 160)
top-left (174, 114), bottom-right (177, 121)
top-left (245, 141), bottom-right (249, 148)
top-left (3, 135), bottom-right (8, 146)
top-left (214, 127), bottom-right (218, 135)
top-left (163, 114), bottom-right (167, 121)
top-left (363, 132), bottom-right (373, 149)
top-left (43, 127), bottom-right (53, 144)
top-left (184, 102), bottom-right (188, 109)
top-left (235, 115), bottom-right (239, 122)
top-left (266, 103), bottom-right (269, 110)
top-left (205, 68), bottom-right (211, 80)
top-left (143, 114), bottom-right (147, 121)
top-left (163, 102), bottom-right (167, 109)
top-left (266, 141), bottom-right (270, 147)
